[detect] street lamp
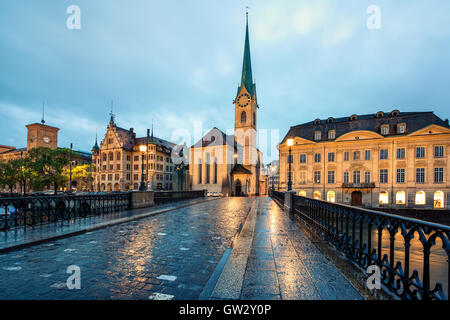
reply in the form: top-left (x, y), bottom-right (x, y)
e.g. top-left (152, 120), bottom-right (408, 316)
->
top-left (69, 143), bottom-right (73, 193)
top-left (139, 145), bottom-right (147, 191)
top-left (271, 166), bottom-right (276, 190)
top-left (287, 138), bottom-right (294, 191)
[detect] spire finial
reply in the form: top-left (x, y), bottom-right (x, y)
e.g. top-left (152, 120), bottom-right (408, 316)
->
top-left (41, 101), bottom-right (45, 124)
top-left (109, 100), bottom-right (115, 124)
top-left (238, 8), bottom-right (253, 97)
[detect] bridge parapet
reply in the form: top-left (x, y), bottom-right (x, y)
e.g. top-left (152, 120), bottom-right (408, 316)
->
top-left (271, 191), bottom-right (450, 301)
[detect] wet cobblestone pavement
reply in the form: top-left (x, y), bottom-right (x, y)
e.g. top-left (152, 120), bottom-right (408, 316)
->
top-left (0, 197), bottom-right (254, 299)
top-left (240, 198), bottom-right (362, 300)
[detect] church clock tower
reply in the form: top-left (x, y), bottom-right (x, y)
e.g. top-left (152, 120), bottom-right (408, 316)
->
top-left (234, 12), bottom-right (258, 167)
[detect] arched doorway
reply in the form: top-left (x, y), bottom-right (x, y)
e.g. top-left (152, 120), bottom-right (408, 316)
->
top-left (114, 183), bottom-right (120, 191)
top-left (351, 191), bottom-right (362, 206)
top-left (235, 179), bottom-right (242, 196)
top-left (107, 184), bottom-right (112, 192)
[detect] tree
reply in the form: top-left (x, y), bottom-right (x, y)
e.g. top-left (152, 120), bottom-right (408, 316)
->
top-left (15, 157), bottom-right (35, 196)
top-left (0, 160), bottom-right (19, 194)
top-left (64, 164), bottom-right (94, 191)
top-left (28, 147), bottom-right (71, 195)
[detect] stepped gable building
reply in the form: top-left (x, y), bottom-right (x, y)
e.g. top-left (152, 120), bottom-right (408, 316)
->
top-left (278, 110), bottom-right (450, 209)
top-left (92, 114), bottom-right (186, 192)
top-left (189, 13), bottom-right (265, 196)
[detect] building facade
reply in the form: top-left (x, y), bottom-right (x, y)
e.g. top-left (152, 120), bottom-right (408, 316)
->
top-left (0, 120), bottom-right (91, 193)
top-left (189, 13), bottom-right (264, 196)
top-left (278, 110), bottom-right (450, 210)
top-left (92, 115), bottom-right (185, 192)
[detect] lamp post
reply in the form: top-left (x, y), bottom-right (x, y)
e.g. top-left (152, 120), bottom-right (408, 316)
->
top-left (287, 138), bottom-right (294, 191)
top-left (69, 143), bottom-right (73, 193)
top-left (271, 166), bottom-right (276, 190)
top-left (139, 145), bottom-right (147, 191)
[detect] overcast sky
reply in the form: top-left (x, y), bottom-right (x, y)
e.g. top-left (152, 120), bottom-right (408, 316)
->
top-left (1, 0), bottom-right (449, 163)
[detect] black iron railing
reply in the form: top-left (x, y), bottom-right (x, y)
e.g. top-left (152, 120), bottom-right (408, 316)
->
top-left (0, 193), bottom-right (131, 231)
top-left (154, 190), bottom-right (205, 205)
top-left (272, 192), bottom-right (450, 300)
top-left (271, 190), bottom-right (284, 204)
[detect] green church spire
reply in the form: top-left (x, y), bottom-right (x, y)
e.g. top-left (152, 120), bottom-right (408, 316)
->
top-left (238, 12), bottom-right (254, 97)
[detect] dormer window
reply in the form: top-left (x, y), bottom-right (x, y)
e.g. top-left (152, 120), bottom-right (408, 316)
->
top-left (397, 123), bottom-right (406, 134)
top-left (327, 117), bottom-right (334, 123)
top-left (350, 114), bottom-right (358, 121)
top-left (328, 130), bottom-right (336, 140)
top-left (314, 119), bottom-right (321, 125)
top-left (314, 131), bottom-right (322, 141)
top-left (381, 125), bottom-right (389, 135)
top-left (390, 109), bottom-right (400, 117)
top-left (375, 111), bottom-right (384, 118)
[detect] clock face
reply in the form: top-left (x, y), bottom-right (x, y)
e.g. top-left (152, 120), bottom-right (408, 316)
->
top-left (43, 136), bottom-right (51, 144)
top-left (237, 93), bottom-right (251, 107)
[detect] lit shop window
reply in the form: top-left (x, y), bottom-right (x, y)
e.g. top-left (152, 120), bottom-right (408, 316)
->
top-left (298, 190), bottom-right (307, 197)
top-left (396, 191), bottom-right (406, 205)
top-left (434, 191), bottom-right (445, 209)
top-left (415, 191), bottom-right (426, 205)
top-left (327, 191), bottom-right (336, 203)
top-left (379, 191), bottom-right (389, 205)
top-left (313, 191), bottom-right (322, 200)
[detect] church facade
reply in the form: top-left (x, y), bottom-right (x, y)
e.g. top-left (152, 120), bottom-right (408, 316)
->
top-left (189, 14), bottom-right (264, 196)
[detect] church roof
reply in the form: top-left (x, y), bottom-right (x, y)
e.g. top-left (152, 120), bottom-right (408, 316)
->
top-left (281, 111), bottom-right (450, 144)
top-left (231, 164), bottom-right (252, 175)
top-left (191, 127), bottom-right (238, 148)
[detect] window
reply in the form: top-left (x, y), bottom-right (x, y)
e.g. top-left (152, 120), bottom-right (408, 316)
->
top-left (344, 172), bottom-right (349, 183)
top-left (380, 169), bottom-right (388, 184)
top-left (108, 174), bottom-right (112, 181)
top-left (287, 154), bottom-right (293, 163)
top-left (299, 190), bottom-right (307, 197)
top-left (434, 168), bottom-right (444, 183)
top-left (416, 147), bottom-right (425, 158)
top-left (300, 154), bottom-right (306, 163)
top-left (134, 174), bottom-right (138, 180)
top-left (365, 150), bottom-right (371, 161)
top-left (253, 113), bottom-right (256, 125)
top-left (109, 153), bottom-right (113, 160)
top-left (353, 171), bottom-right (361, 184)
top-left (240, 111), bottom-right (246, 124)
top-left (314, 131), bottom-right (322, 141)
top-left (134, 164), bottom-right (139, 170)
top-left (397, 124), bottom-right (406, 134)
top-left (116, 164), bottom-right (120, 170)
top-left (328, 171), bottom-right (335, 184)
top-left (396, 148), bottom-right (405, 159)
top-left (299, 171), bottom-right (306, 184)
top-left (328, 130), bottom-right (336, 140)
top-left (364, 172), bottom-right (371, 183)
top-left (213, 159), bottom-right (218, 184)
top-left (415, 191), bottom-right (426, 205)
top-left (344, 152), bottom-right (349, 161)
top-left (327, 191), bottom-right (336, 203)
top-left (396, 191), bottom-right (406, 205)
top-left (115, 174), bottom-right (120, 181)
top-left (116, 152), bottom-right (121, 160)
top-left (434, 191), bottom-right (445, 208)
top-left (379, 191), bottom-right (389, 205)
top-left (314, 153), bottom-right (321, 163)
top-left (380, 149), bottom-right (388, 160)
top-left (434, 146), bottom-right (444, 158)
top-left (328, 152), bottom-right (335, 162)
top-left (381, 125), bottom-right (389, 135)
top-left (353, 151), bottom-right (360, 161)
top-left (101, 174), bottom-right (105, 181)
top-left (198, 159), bottom-right (202, 184)
top-left (134, 155), bottom-right (139, 161)
top-left (416, 168), bottom-right (425, 183)
top-left (205, 153), bottom-right (210, 184)
top-left (396, 169), bottom-right (405, 183)
top-left (314, 171), bottom-right (321, 184)
top-left (313, 191), bottom-right (321, 200)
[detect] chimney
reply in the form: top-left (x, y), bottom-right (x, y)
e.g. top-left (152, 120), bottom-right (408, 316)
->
top-left (129, 128), bottom-right (134, 133)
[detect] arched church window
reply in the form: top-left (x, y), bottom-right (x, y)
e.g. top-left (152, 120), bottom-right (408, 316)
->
top-left (253, 112), bottom-right (256, 125)
top-left (241, 111), bottom-right (247, 124)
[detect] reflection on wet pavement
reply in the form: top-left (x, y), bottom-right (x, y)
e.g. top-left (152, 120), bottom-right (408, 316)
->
top-left (0, 198), bottom-right (254, 300)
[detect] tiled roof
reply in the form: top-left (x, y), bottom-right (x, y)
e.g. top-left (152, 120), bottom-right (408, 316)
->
top-left (231, 164), bottom-right (252, 175)
top-left (282, 111), bottom-right (449, 144)
top-left (191, 127), bottom-right (238, 148)
top-left (0, 147), bottom-right (26, 155)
